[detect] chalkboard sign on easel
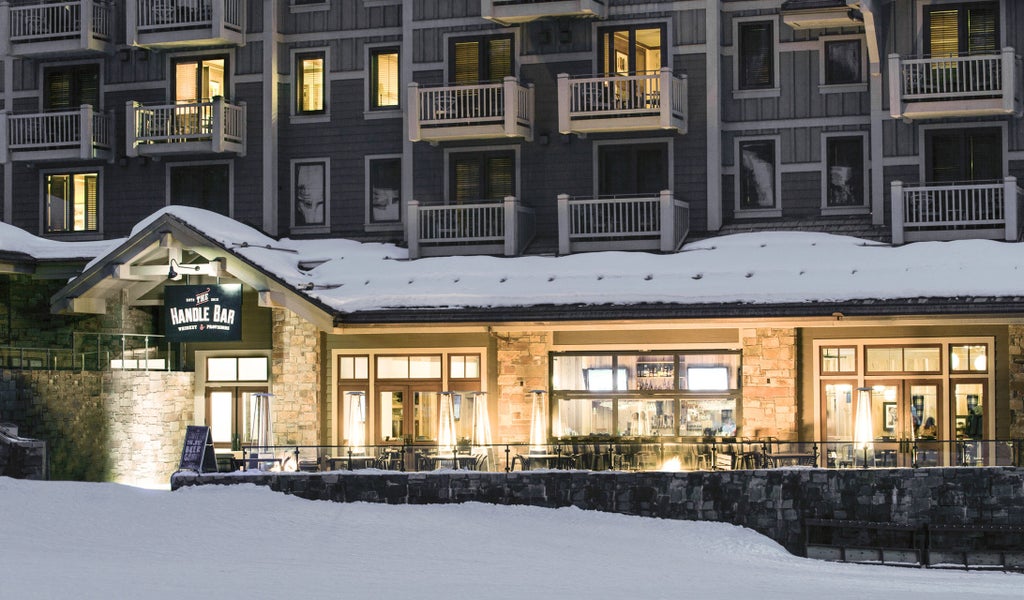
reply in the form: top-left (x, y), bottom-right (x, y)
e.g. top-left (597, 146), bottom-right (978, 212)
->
top-left (179, 425), bottom-right (218, 473)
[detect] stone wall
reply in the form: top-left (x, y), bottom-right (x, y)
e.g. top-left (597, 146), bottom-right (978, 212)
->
top-left (1008, 325), bottom-right (1024, 438)
top-left (171, 468), bottom-right (1024, 555)
top-left (494, 331), bottom-right (551, 443)
top-left (741, 328), bottom-right (798, 439)
top-left (270, 308), bottom-right (320, 446)
top-left (0, 369), bottom-right (194, 485)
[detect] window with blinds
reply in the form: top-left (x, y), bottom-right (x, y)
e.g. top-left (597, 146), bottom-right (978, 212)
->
top-left (926, 2), bottom-right (998, 57)
top-left (450, 36), bottom-right (513, 84)
top-left (173, 57), bottom-right (227, 103)
top-left (926, 128), bottom-right (1002, 182)
top-left (45, 172), bottom-right (98, 234)
top-left (370, 48), bottom-right (399, 109)
top-left (43, 65), bottom-right (99, 110)
top-left (450, 151), bottom-right (514, 203)
top-left (738, 21), bottom-right (774, 90)
top-left (296, 52), bottom-right (324, 113)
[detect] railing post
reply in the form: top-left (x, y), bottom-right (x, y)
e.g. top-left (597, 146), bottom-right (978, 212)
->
top-left (80, 0), bottom-right (94, 45)
top-left (407, 82), bottom-right (421, 142)
top-left (502, 76), bottom-right (516, 137)
top-left (79, 104), bottom-right (93, 159)
top-left (407, 199), bottom-right (421, 259)
top-left (887, 53), bottom-right (902, 119)
top-left (1002, 47), bottom-right (1015, 114)
top-left (0, 111), bottom-right (8, 163)
top-left (557, 73), bottom-right (571, 134)
top-left (1004, 176), bottom-right (1019, 241)
top-left (659, 189), bottom-right (674, 252)
top-left (125, 100), bottom-right (139, 157)
top-left (557, 193), bottom-right (570, 255)
top-left (891, 180), bottom-right (905, 245)
top-left (658, 67), bottom-right (671, 129)
top-left (237, 100), bottom-right (246, 157)
top-left (212, 0), bottom-right (225, 38)
top-left (125, 0), bottom-right (137, 46)
top-left (503, 195), bottom-right (517, 256)
top-left (211, 96), bottom-right (224, 153)
top-left (0, 2), bottom-right (10, 56)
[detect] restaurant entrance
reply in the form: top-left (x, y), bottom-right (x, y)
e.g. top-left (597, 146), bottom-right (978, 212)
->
top-left (377, 387), bottom-right (441, 445)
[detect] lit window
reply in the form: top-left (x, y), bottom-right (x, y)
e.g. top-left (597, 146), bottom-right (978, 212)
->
top-left (339, 356), bottom-right (370, 380)
top-left (370, 48), bottom-right (399, 109)
top-left (297, 52), bottom-right (324, 114)
top-left (45, 172), bottom-right (98, 234)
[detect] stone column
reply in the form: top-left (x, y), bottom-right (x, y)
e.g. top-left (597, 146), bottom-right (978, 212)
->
top-left (1007, 325), bottom-right (1024, 439)
top-left (494, 331), bottom-right (551, 443)
top-left (740, 328), bottom-right (798, 439)
top-left (270, 308), bottom-right (321, 446)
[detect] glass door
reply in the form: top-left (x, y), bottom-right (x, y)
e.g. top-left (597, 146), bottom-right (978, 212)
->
top-left (905, 381), bottom-right (941, 467)
top-left (377, 387), bottom-right (440, 445)
top-left (821, 381), bottom-right (856, 467)
top-left (953, 380), bottom-right (987, 465)
top-left (206, 386), bottom-right (267, 451)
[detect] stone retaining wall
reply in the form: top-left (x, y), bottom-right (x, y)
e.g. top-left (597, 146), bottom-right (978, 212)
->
top-left (171, 467), bottom-right (1024, 554)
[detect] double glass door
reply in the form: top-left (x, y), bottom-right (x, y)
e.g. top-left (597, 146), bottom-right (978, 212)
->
top-left (377, 387), bottom-right (440, 445)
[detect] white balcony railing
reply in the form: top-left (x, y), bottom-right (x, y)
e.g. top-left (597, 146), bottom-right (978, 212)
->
top-left (557, 190), bottom-right (690, 254)
top-left (0, 105), bottom-right (113, 162)
top-left (888, 48), bottom-right (1021, 119)
top-left (3, 1), bottom-right (112, 55)
top-left (129, 0), bottom-right (245, 46)
top-left (890, 178), bottom-right (1021, 244)
top-left (407, 196), bottom-right (536, 259)
top-left (409, 77), bottom-right (534, 142)
top-left (481, 0), bottom-right (608, 24)
top-left (126, 98), bottom-right (246, 156)
top-left (558, 68), bottom-right (687, 134)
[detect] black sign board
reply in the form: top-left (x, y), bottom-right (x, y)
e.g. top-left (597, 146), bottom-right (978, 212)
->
top-left (178, 425), bottom-right (218, 473)
top-left (165, 283), bottom-right (242, 342)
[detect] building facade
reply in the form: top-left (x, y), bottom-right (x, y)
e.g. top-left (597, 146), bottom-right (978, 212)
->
top-left (2, 1), bottom-right (1024, 485)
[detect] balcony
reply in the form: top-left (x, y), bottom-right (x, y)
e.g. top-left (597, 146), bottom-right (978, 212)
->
top-left (0, 106), bottom-right (113, 163)
top-left (481, 0), bottom-right (607, 25)
top-left (888, 49), bottom-right (1022, 120)
top-left (127, 0), bottom-right (245, 48)
top-left (126, 98), bottom-right (246, 157)
top-left (557, 68), bottom-right (687, 136)
top-left (2, 1), bottom-right (113, 57)
top-left (408, 78), bottom-right (534, 144)
top-left (890, 178), bottom-right (1021, 244)
top-left (557, 191), bottom-right (690, 254)
top-left (407, 197), bottom-right (536, 259)
top-left (780, 0), bottom-right (861, 30)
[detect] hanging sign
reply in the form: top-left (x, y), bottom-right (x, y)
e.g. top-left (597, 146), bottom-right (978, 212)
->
top-left (165, 283), bottom-right (242, 342)
top-left (178, 425), bottom-right (219, 473)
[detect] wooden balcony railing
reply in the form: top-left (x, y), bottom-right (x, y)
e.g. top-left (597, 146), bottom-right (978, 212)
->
top-left (128, 0), bottom-right (245, 46)
top-left (0, 105), bottom-right (113, 162)
top-left (557, 190), bottom-right (690, 254)
top-left (126, 97), bottom-right (246, 156)
top-left (557, 68), bottom-right (687, 134)
top-left (890, 178), bottom-right (1021, 244)
top-left (3, 1), bottom-right (112, 55)
top-left (409, 77), bottom-right (534, 142)
top-left (888, 48), bottom-right (1021, 118)
top-left (407, 196), bottom-right (536, 259)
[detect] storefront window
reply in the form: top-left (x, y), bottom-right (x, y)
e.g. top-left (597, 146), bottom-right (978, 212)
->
top-left (558, 398), bottom-right (613, 437)
top-left (616, 399), bottom-right (674, 437)
top-left (865, 345), bottom-right (941, 373)
top-left (950, 345), bottom-right (987, 372)
top-left (680, 398), bottom-right (736, 437)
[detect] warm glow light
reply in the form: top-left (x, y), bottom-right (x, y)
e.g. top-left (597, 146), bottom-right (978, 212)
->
top-left (529, 390), bottom-right (548, 453)
top-left (660, 457), bottom-right (682, 472)
top-left (973, 354), bottom-right (987, 371)
top-left (437, 392), bottom-right (457, 453)
top-left (853, 387), bottom-right (874, 452)
top-left (884, 388), bottom-right (897, 402)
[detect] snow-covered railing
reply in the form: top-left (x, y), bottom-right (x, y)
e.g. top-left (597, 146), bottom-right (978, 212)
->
top-left (408, 77), bottom-right (534, 142)
top-left (890, 178), bottom-right (1020, 244)
top-left (557, 68), bottom-right (687, 134)
top-left (407, 196), bottom-right (536, 259)
top-left (0, 105), bottom-right (112, 162)
top-left (126, 97), bottom-right (246, 156)
top-left (557, 190), bottom-right (689, 254)
top-left (888, 49), bottom-right (1020, 117)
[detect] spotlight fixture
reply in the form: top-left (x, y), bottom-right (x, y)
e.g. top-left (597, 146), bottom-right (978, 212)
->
top-left (167, 258), bottom-right (201, 280)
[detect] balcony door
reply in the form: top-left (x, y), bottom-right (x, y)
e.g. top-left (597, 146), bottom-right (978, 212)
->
top-left (925, 2), bottom-right (998, 58)
top-left (44, 64), bottom-right (99, 110)
top-left (174, 57), bottom-right (227, 104)
top-left (450, 150), bottom-right (514, 204)
top-left (598, 143), bottom-right (667, 197)
top-left (599, 25), bottom-right (664, 75)
top-left (449, 36), bottom-right (513, 84)
top-left (925, 128), bottom-right (1001, 182)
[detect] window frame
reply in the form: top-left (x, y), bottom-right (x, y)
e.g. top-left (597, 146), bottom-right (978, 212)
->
top-left (596, 23), bottom-right (667, 76)
top-left (292, 48), bottom-right (328, 120)
top-left (41, 61), bottom-right (102, 111)
top-left (169, 54), bottom-right (230, 104)
top-left (366, 45), bottom-right (400, 115)
top-left (733, 17), bottom-right (780, 99)
top-left (593, 138), bottom-right (673, 198)
top-left (165, 160), bottom-right (234, 217)
top-left (290, 157), bottom-right (330, 233)
top-left (821, 132), bottom-right (870, 214)
top-left (445, 33), bottom-right (516, 85)
top-left (919, 123), bottom-right (1006, 183)
top-left (919, 0), bottom-right (1002, 57)
top-left (39, 168), bottom-right (102, 238)
top-left (444, 145), bottom-right (519, 205)
top-left (819, 35), bottom-right (867, 93)
top-left (365, 154), bottom-right (403, 231)
top-left (734, 135), bottom-right (782, 218)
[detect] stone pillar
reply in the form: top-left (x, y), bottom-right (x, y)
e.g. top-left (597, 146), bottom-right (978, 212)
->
top-left (1007, 325), bottom-right (1024, 438)
top-left (270, 308), bottom-right (321, 447)
top-left (740, 328), bottom-right (798, 439)
top-left (494, 331), bottom-right (551, 443)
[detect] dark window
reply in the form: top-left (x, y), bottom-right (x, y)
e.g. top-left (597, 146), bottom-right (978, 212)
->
top-left (449, 36), bottom-right (513, 84)
top-left (739, 140), bottom-right (777, 210)
top-left (598, 144), bottom-right (668, 196)
top-left (170, 164), bottom-right (230, 215)
top-left (450, 151), bottom-right (514, 204)
top-left (824, 39), bottom-right (862, 85)
top-left (826, 137), bottom-right (864, 207)
top-left (599, 25), bottom-right (665, 75)
top-left (926, 128), bottom-right (1001, 182)
top-left (45, 172), bottom-right (98, 233)
top-left (294, 160), bottom-right (327, 227)
top-left (738, 21), bottom-right (774, 89)
top-left (925, 2), bottom-right (998, 57)
top-left (369, 158), bottom-right (401, 223)
top-left (44, 65), bottom-right (99, 110)
top-left (296, 52), bottom-right (324, 114)
top-left (370, 48), bottom-right (399, 109)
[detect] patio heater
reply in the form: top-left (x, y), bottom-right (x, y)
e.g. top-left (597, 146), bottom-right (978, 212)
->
top-left (438, 391), bottom-right (458, 454)
top-left (854, 387), bottom-right (874, 469)
top-left (344, 391), bottom-right (366, 454)
top-left (471, 392), bottom-right (492, 450)
top-left (529, 390), bottom-right (548, 454)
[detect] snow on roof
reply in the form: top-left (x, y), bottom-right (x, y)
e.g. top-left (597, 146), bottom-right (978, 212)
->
top-left (0, 220), bottom-right (120, 262)
top-left (15, 206), bottom-right (1024, 314)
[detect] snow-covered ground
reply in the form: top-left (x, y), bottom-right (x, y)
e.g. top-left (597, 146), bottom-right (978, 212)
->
top-left (0, 478), bottom-right (1020, 599)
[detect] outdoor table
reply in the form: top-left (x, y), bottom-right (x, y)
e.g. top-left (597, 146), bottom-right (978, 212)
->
top-left (764, 452), bottom-right (817, 468)
top-left (327, 455), bottom-right (377, 470)
top-left (420, 453), bottom-right (482, 470)
top-left (513, 453), bottom-right (577, 471)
